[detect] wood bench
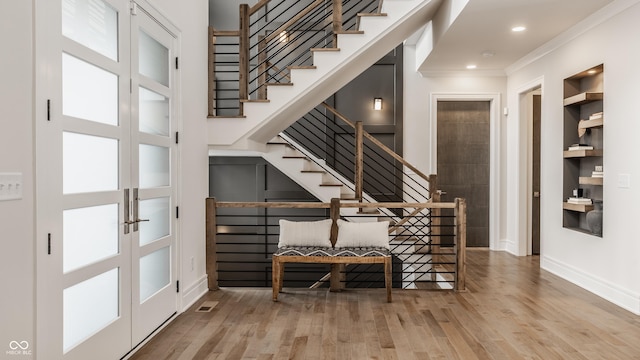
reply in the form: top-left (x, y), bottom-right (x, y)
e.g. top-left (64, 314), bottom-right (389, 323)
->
top-left (272, 246), bottom-right (392, 302)
top-left (272, 199), bottom-right (392, 302)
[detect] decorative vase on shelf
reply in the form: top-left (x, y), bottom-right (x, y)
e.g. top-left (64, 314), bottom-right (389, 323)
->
top-left (586, 200), bottom-right (603, 236)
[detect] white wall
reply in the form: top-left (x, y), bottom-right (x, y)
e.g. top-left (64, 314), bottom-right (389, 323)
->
top-left (0, 1), bottom-right (35, 358)
top-left (506, 1), bottom-right (640, 313)
top-left (148, 0), bottom-right (210, 309)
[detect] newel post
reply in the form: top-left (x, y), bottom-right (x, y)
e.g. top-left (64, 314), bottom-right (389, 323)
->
top-left (208, 26), bottom-right (216, 117)
top-left (355, 121), bottom-right (364, 202)
top-left (429, 174), bottom-right (440, 281)
top-left (206, 197), bottom-right (219, 290)
top-left (332, 0), bottom-right (343, 47)
top-left (238, 4), bottom-right (250, 113)
top-left (329, 198), bottom-right (345, 291)
top-left (454, 197), bottom-right (467, 292)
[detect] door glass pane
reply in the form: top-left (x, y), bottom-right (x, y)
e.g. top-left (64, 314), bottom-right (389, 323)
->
top-left (63, 204), bottom-right (119, 273)
top-left (63, 53), bottom-right (118, 125)
top-left (64, 268), bottom-right (119, 352)
top-left (140, 246), bottom-right (170, 302)
top-left (139, 197), bottom-right (170, 246)
top-left (62, 0), bottom-right (118, 61)
top-left (139, 30), bottom-right (169, 86)
top-left (62, 54), bottom-right (118, 125)
top-left (139, 144), bottom-right (169, 188)
top-left (139, 87), bottom-right (169, 136)
top-left (64, 132), bottom-right (118, 194)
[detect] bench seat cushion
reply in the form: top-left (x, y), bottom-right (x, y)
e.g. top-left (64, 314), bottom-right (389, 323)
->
top-left (274, 246), bottom-right (390, 257)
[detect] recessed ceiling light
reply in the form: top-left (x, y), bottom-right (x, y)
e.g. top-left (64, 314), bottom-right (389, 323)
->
top-left (466, 64), bottom-right (477, 70)
top-left (512, 26), bottom-right (526, 32)
top-left (481, 50), bottom-right (495, 58)
top-left (587, 69), bottom-right (597, 74)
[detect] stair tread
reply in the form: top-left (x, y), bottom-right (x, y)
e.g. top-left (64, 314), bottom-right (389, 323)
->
top-left (319, 183), bottom-right (343, 187)
top-left (357, 12), bottom-right (387, 17)
top-left (267, 82), bottom-right (293, 86)
top-left (240, 99), bottom-right (269, 103)
top-left (288, 65), bottom-right (317, 70)
top-left (207, 115), bottom-right (246, 119)
top-left (282, 155), bottom-right (306, 159)
top-left (334, 30), bottom-right (364, 35)
top-left (310, 47), bottom-right (340, 52)
top-left (301, 170), bottom-right (326, 173)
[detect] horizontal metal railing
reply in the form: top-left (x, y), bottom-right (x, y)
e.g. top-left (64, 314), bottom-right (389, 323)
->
top-left (206, 198), bottom-right (467, 291)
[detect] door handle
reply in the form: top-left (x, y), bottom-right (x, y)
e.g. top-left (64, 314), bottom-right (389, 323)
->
top-left (437, 190), bottom-right (447, 195)
top-left (124, 189), bottom-right (131, 234)
top-left (533, 191), bottom-right (540, 198)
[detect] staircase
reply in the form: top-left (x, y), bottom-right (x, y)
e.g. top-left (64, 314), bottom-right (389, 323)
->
top-left (208, 0), bottom-right (444, 151)
top-left (208, 0), bottom-right (461, 290)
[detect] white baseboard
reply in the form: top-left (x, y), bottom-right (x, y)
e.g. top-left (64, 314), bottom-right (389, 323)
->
top-left (181, 274), bottom-right (210, 312)
top-left (494, 238), bottom-right (514, 253)
top-left (542, 255), bottom-right (640, 315)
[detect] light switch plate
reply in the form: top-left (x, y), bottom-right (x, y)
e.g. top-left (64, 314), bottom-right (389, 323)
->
top-left (0, 173), bottom-right (23, 201)
top-left (617, 173), bottom-right (631, 189)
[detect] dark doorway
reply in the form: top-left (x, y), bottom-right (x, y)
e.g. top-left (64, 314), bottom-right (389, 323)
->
top-left (437, 101), bottom-right (490, 247)
top-left (532, 92), bottom-right (541, 255)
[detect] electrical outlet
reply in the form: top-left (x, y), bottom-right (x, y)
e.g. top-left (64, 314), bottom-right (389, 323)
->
top-left (0, 173), bottom-right (23, 201)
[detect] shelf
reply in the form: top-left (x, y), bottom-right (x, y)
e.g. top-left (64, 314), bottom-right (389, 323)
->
top-left (564, 226), bottom-right (600, 236)
top-left (563, 202), bottom-right (594, 212)
top-left (579, 177), bottom-right (603, 185)
top-left (578, 117), bottom-right (603, 129)
top-left (563, 149), bottom-right (603, 158)
top-left (563, 92), bottom-right (603, 106)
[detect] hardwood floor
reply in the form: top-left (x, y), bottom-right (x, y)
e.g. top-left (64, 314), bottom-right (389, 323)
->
top-left (129, 250), bottom-right (640, 359)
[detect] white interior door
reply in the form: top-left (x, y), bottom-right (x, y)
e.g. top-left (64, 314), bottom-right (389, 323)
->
top-left (36, 0), bottom-right (179, 358)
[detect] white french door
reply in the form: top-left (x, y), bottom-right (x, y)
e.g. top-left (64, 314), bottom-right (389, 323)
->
top-left (36, 0), bottom-right (179, 358)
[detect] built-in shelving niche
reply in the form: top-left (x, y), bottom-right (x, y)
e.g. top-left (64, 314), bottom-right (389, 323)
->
top-left (562, 64), bottom-right (604, 236)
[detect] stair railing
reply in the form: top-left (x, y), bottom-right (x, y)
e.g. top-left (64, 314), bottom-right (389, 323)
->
top-left (206, 197), bottom-right (466, 291)
top-left (209, 0), bottom-right (380, 117)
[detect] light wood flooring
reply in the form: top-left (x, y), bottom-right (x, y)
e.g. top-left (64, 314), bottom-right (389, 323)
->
top-left (129, 250), bottom-right (640, 359)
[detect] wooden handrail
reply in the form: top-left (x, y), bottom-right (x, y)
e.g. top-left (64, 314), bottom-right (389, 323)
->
top-left (249, 0), bottom-right (272, 15)
top-left (214, 200), bottom-right (456, 209)
top-left (321, 101), bottom-right (433, 185)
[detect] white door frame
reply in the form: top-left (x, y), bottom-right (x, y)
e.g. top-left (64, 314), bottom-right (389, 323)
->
top-left (515, 77), bottom-right (545, 256)
top-left (429, 93), bottom-right (502, 250)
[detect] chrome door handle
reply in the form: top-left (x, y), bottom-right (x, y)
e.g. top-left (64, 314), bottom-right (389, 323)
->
top-left (136, 218), bottom-right (150, 223)
top-left (533, 191), bottom-right (540, 198)
top-left (437, 190), bottom-right (447, 195)
top-left (124, 189), bottom-right (131, 234)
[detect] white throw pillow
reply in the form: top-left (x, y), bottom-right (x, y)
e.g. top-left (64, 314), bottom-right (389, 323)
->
top-left (278, 219), bottom-right (333, 248)
top-left (335, 219), bottom-right (390, 249)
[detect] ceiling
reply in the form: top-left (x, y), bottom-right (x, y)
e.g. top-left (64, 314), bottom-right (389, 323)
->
top-left (417, 0), bottom-right (615, 75)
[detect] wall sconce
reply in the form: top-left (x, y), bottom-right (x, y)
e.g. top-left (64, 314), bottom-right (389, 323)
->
top-left (278, 30), bottom-right (288, 43)
top-left (373, 98), bottom-right (382, 111)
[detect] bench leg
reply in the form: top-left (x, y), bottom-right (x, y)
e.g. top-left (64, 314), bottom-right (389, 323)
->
top-left (384, 257), bottom-right (392, 302)
top-left (272, 256), bottom-right (280, 301)
top-left (330, 263), bottom-right (345, 292)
